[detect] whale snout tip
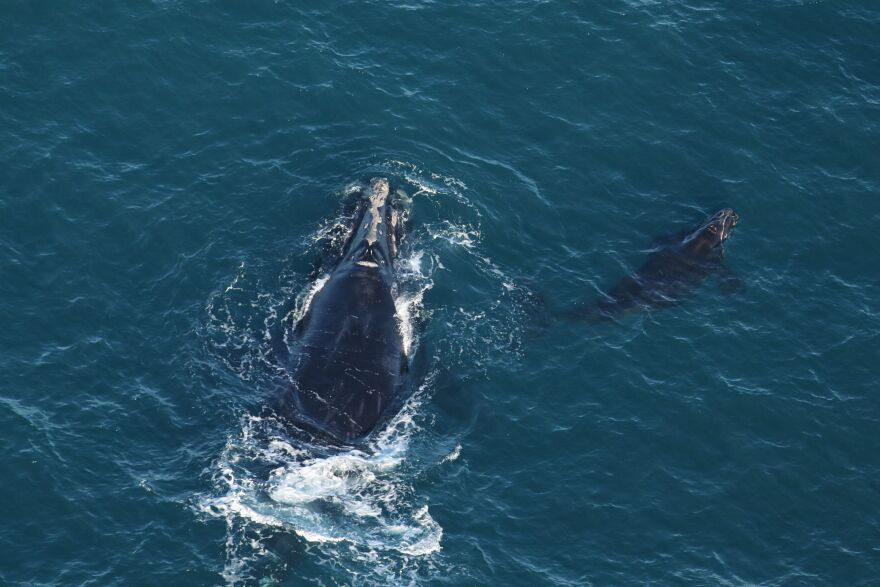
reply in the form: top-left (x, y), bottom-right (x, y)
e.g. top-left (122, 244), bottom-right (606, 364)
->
top-left (714, 208), bottom-right (739, 242)
top-left (725, 208), bottom-right (739, 221)
top-left (369, 177), bottom-right (390, 200)
top-left (713, 207), bottom-right (739, 230)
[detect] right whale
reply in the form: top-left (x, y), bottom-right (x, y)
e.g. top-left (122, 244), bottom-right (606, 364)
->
top-left (579, 208), bottom-right (741, 320)
top-left (277, 178), bottom-right (408, 443)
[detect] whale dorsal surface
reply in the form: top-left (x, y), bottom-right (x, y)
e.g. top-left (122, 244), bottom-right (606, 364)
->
top-left (282, 178), bottom-right (407, 442)
top-left (590, 208), bottom-right (741, 319)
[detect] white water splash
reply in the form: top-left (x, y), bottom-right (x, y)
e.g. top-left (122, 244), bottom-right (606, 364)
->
top-left (380, 160), bottom-right (475, 213)
top-left (395, 250), bottom-right (434, 358)
top-left (283, 274), bottom-right (329, 331)
top-left (199, 373), bottom-right (443, 585)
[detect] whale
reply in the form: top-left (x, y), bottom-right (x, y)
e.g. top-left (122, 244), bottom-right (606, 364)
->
top-left (279, 178), bottom-right (407, 442)
top-left (577, 208), bottom-right (741, 320)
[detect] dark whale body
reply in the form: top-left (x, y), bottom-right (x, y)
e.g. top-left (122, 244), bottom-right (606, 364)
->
top-left (281, 178), bottom-right (406, 442)
top-left (584, 208), bottom-right (740, 320)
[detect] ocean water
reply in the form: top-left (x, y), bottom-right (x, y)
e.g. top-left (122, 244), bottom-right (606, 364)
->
top-left (2, 1), bottom-right (879, 585)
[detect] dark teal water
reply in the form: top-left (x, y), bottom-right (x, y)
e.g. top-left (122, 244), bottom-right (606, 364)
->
top-left (2, 2), bottom-right (879, 585)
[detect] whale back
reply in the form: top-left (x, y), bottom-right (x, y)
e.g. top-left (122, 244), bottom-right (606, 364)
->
top-left (282, 179), bottom-right (407, 442)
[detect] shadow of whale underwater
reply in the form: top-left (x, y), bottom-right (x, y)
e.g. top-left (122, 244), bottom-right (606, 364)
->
top-left (276, 178), bottom-right (409, 443)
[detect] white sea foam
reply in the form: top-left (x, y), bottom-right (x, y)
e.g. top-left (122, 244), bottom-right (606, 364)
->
top-left (428, 220), bottom-right (481, 249)
top-left (199, 377), bottom-right (443, 585)
top-left (441, 444), bottom-right (462, 464)
top-left (395, 250), bottom-right (434, 357)
top-left (381, 159), bottom-right (475, 213)
top-left (284, 274), bottom-right (329, 331)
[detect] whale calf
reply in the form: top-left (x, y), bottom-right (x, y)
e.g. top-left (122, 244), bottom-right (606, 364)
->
top-left (280, 178), bottom-right (407, 442)
top-left (579, 208), bottom-right (741, 320)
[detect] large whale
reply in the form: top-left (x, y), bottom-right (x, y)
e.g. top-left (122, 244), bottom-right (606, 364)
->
top-left (577, 208), bottom-right (741, 320)
top-left (279, 178), bottom-right (407, 442)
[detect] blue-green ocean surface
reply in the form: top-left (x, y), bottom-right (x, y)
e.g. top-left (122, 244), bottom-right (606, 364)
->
top-left (2, 1), bottom-right (879, 585)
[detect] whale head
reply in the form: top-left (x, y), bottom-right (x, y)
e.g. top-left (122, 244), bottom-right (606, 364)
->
top-left (685, 208), bottom-right (739, 254)
top-left (340, 178), bottom-right (400, 272)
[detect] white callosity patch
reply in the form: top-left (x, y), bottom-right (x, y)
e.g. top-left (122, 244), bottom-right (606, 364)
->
top-left (364, 177), bottom-right (390, 247)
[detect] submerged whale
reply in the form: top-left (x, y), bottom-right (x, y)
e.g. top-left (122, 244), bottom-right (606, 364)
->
top-left (279, 178), bottom-right (407, 442)
top-left (578, 208), bottom-right (741, 320)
